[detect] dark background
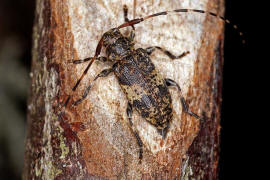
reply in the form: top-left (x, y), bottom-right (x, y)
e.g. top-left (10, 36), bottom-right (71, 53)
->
top-left (0, 0), bottom-right (252, 179)
top-left (221, 0), bottom-right (254, 179)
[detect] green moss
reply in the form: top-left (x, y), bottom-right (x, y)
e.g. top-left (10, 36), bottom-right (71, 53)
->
top-left (59, 134), bottom-right (69, 159)
top-left (54, 115), bottom-right (70, 159)
top-left (35, 165), bottom-right (42, 177)
top-left (34, 160), bottom-right (62, 179)
top-left (47, 161), bottom-right (62, 178)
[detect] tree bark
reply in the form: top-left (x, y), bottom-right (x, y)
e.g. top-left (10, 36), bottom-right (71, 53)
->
top-left (24, 0), bottom-right (224, 179)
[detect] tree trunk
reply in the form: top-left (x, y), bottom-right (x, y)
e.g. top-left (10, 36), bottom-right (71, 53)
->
top-left (24, 0), bottom-right (224, 179)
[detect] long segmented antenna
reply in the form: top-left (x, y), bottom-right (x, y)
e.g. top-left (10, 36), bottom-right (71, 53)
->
top-left (118, 8), bottom-right (245, 44)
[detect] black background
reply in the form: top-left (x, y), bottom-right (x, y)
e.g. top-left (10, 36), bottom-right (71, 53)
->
top-left (0, 0), bottom-right (253, 179)
top-left (221, 0), bottom-right (254, 179)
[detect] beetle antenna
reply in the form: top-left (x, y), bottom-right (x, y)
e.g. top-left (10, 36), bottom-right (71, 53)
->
top-left (118, 8), bottom-right (245, 44)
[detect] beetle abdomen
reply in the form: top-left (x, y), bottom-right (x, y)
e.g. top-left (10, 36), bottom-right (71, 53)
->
top-left (114, 49), bottom-right (173, 129)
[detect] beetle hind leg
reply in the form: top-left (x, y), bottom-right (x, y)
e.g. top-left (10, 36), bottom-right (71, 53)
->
top-left (126, 103), bottom-right (143, 163)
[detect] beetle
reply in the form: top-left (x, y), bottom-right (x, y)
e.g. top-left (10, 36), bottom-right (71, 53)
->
top-left (62, 5), bottom-right (243, 161)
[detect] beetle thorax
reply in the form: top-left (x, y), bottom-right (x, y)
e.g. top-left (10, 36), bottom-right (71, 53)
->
top-left (103, 28), bottom-right (134, 60)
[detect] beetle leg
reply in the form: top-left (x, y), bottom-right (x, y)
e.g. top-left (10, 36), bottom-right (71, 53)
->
top-left (72, 68), bottom-right (114, 106)
top-left (126, 102), bottom-right (143, 162)
top-left (165, 78), bottom-right (204, 121)
top-left (69, 56), bottom-right (109, 64)
top-left (129, 30), bottom-right (135, 42)
top-left (123, 5), bottom-right (135, 42)
top-left (123, 4), bottom-right (135, 31)
top-left (157, 124), bottom-right (170, 139)
top-left (146, 46), bottom-right (189, 60)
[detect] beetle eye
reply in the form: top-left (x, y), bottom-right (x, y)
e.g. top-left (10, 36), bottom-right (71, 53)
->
top-left (111, 28), bottom-right (120, 36)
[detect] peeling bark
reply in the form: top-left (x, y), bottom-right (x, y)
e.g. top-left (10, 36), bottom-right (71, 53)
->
top-left (24, 0), bottom-right (224, 179)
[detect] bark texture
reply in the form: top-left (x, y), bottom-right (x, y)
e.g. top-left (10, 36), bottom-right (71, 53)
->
top-left (24, 0), bottom-right (224, 179)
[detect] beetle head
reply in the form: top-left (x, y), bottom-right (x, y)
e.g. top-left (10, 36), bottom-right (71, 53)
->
top-left (103, 28), bottom-right (134, 60)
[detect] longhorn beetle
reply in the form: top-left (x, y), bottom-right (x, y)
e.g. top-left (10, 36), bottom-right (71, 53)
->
top-left (62, 5), bottom-right (243, 161)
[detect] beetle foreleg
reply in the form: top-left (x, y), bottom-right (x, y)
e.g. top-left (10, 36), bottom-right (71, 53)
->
top-left (165, 78), bottom-right (203, 121)
top-left (146, 46), bottom-right (189, 60)
top-left (126, 102), bottom-right (143, 162)
top-left (72, 68), bottom-right (114, 106)
top-left (69, 56), bottom-right (109, 64)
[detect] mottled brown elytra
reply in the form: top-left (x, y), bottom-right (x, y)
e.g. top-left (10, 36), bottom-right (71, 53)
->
top-left (62, 5), bottom-right (243, 161)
